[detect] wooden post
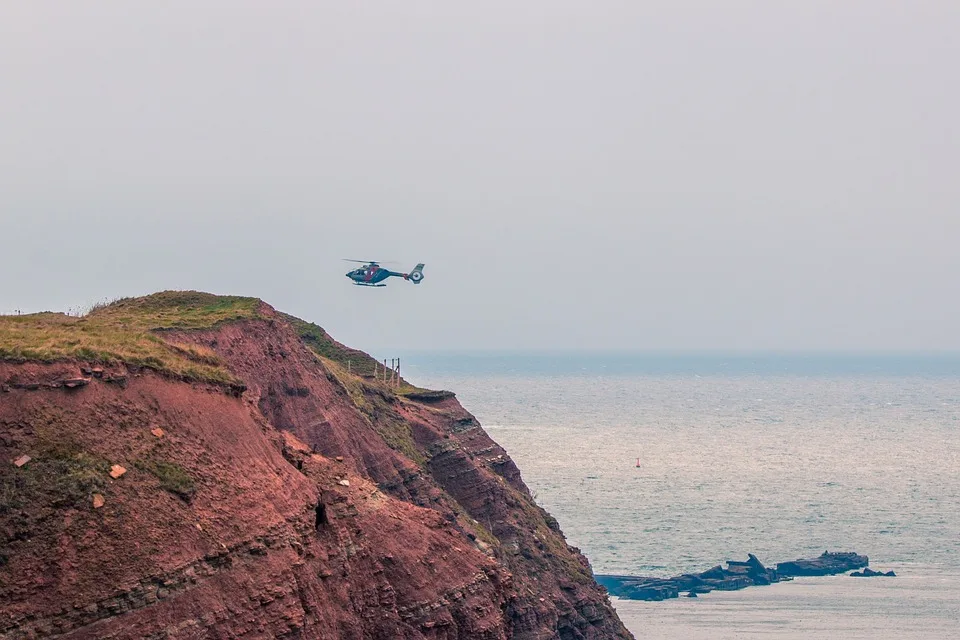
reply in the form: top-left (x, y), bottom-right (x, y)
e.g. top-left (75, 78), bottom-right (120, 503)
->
top-left (396, 357), bottom-right (401, 387)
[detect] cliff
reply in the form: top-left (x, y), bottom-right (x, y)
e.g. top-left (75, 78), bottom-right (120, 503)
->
top-left (0, 292), bottom-right (631, 639)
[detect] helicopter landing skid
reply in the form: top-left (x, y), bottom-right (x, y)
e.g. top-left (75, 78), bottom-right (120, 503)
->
top-left (353, 282), bottom-right (387, 287)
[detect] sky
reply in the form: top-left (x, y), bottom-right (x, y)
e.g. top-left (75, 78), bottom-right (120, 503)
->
top-left (2, 1), bottom-right (958, 353)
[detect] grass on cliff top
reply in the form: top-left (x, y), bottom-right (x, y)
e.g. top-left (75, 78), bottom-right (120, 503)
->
top-left (89, 291), bottom-right (261, 330)
top-left (0, 291), bottom-right (260, 384)
top-left (281, 312), bottom-right (429, 395)
top-left (280, 312), bottom-right (382, 376)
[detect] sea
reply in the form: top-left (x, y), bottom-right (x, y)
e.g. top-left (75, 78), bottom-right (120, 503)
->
top-left (401, 353), bottom-right (960, 639)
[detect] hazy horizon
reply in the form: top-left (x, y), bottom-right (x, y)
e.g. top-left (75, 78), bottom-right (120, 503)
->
top-left (3, 1), bottom-right (958, 353)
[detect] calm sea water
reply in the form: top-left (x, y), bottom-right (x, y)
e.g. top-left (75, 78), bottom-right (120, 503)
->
top-left (401, 353), bottom-right (960, 639)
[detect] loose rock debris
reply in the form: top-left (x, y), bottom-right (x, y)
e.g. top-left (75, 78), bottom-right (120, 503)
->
top-left (109, 465), bottom-right (127, 479)
top-left (13, 455), bottom-right (31, 468)
top-left (92, 494), bottom-right (105, 509)
top-left (151, 428), bottom-right (165, 438)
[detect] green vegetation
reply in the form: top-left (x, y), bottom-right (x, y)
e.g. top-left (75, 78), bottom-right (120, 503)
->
top-left (320, 356), bottom-right (426, 465)
top-left (280, 313), bottom-right (453, 465)
top-left (135, 459), bottom-right (196, 501)
top-left (398, 388), bottom-right (456, 401)
top-left (90, 291), bottom-right (261, 330)
top-left (0, 291), bottom-right (261, 384)
top-left (282, 312), bottom-right (428, 395)
top-left (0, 437), bottom-right (109, 513)
top-left (368, 411), bottom-right (425, 466)
top-left (516, 490), bottom-right (596, 586)
top-left (280, 313), bottom-right (381, 375)
top-left (320, 356), bottom-right (373, 409)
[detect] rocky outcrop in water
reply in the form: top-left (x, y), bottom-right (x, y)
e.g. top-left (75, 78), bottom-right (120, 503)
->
top-left (597, 551), bottom-right (870, 601)
top-left (850, 568), bottom-right (896, 577)
top-left (775, 551), bottom-right (868, 577)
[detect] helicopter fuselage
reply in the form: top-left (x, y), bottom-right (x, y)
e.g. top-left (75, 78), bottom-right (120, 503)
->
top-left (344, 261), bottom-right (425, 287)
top-left (346, 265), bottom-right (399, 286)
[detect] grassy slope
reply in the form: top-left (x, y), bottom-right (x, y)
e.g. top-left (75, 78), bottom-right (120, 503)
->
top-left (279, 312), bottom-right (453, 401)
top-left (0, 291), bottom-right (260, 384)
top-left (279, 313), bottom-right (433, 462)
top-left (279, 312), bottom-right (384, 377)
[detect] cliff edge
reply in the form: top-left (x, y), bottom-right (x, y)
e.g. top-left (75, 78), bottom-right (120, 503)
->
top-left (0, 292), bottom-right (632, 639)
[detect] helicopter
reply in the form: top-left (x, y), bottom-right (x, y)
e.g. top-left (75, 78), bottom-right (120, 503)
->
top-left (344, 260), bottom-right (425, 287)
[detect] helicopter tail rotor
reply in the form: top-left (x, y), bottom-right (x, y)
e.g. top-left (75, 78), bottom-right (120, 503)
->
top-left (407, 263), bottom-right (425, 284)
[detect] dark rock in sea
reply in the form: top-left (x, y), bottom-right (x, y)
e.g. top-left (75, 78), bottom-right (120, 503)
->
top-left (597, 550), bottom-right (871, 601)
top-left (751, 573), bottom-right (772, 586)
top-left (746, 553), bottom-right (767, 575)
top-left (776, 551), bottom-right (868, 577)
top-left (699, 565), bottom-right (726, 581)
top-left (850, 568), bottom-right (896, 577)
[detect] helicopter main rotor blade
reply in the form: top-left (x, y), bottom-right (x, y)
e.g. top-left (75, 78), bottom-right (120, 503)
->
top-left (342, 259), bottom-right (398, 264)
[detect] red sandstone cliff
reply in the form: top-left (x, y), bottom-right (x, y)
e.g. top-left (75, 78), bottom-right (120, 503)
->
top-left (0, 293), bottom-right (632, 639)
